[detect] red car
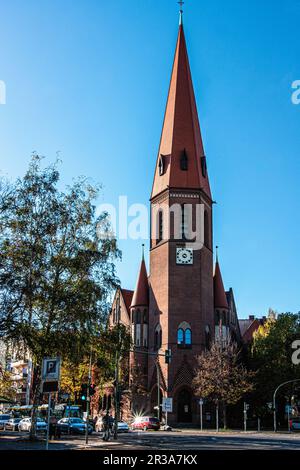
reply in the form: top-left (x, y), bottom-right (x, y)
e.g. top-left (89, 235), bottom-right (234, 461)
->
top-left (131, 416), bottom-right (160, 431)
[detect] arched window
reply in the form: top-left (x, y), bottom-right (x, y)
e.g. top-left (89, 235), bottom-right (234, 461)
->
top-left (205, 325), bottom-right (211, 350)
top-left (154, 324), bottom-right (162, 350)
top-left (185, 328), bottom-right (192, 345)
top-left (201, 156), bottom-right (207, 178)
top-left (158, 211), bottom-right (163, 242)
top-left (177, 322), bottom-right (192, 348)
top-left (159, 155), bottom-right (165, 176)
top-left (143, 309), bottom-right (148, 323)
top-left (180, 149), bottom-right (188, 171)
top-left (177, 328), bottom-right (184, 345)
top-left (204, 210), bottom-right (209, 248)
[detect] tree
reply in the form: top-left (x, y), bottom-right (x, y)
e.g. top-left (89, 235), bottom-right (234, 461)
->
top-left (60, 360), bottom-right (90, 403)
top-left (59, 324), bottom-right (131, 407)
top-left (0, 365), bottom-right (17, 402)
top-left (193, 342), bottom-right (255, 428)
top-left (0, 155), bottom-right (120, 437)
top-left (249, 312), bottom-right (300, 419)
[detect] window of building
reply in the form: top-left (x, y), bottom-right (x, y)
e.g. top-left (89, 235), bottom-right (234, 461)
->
top-left (159, 156), bottom-right (165, 176)
top-left (185, 328), bottom-right (192, 345)
top-left (157, 211), bottom-right (163, 243)
top-left (154, 324), bottom-right (162, 350)
top-left (205, 325), bottom-right (211, 350)
top-left (181, 204), bottom-right (190, 240)
top-left (143, 309), bottom-right (148, 323)
top-left (201, 156), bottom-right (207, 178)
top-left (135, 324), bottom-right (141, 347)
top-left (180, 149), bottom-right (188, 171)
top-left (177, 322), bottom-right (192, 348)
top-left (177, 328), bottom-right (184, 345)
top-left (204, 210), bottom-right (209, 248)
top-left (143, 324), bottom-right (148, 347)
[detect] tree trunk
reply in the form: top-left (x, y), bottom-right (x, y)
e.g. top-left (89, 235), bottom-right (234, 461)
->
top-left (29, 364), bottom-right (41, 441)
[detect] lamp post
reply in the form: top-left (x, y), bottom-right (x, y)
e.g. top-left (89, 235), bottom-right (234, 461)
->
top-left (273, 379), bottom-right (300, 432)
top-left (113, 289), bottom-right (121, 440)
top-left (85, 352), bottom-right (92, 445)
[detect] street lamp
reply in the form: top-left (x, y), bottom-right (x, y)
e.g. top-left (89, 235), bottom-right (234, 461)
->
top-left (273, 379), bottom-right (300, 432)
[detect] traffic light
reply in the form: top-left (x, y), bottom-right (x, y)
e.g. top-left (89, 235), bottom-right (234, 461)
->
top-left (165, 349), bottom-right (172, 364)
top-left (89, 384), bottom-right (96, 397)
top-left (80, 383), bottom-right (88, 401)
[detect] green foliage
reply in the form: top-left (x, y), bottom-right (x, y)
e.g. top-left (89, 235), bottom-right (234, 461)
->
top-left (249, 312), bottom-right (300, 409)
top-left (0, 155), bottom-right (120, 365)
top-left (0, 365), bottom-right (17, 402)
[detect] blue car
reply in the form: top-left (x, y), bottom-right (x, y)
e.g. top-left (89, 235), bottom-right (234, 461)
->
top-left (58, 417), bottom-right (93, 435)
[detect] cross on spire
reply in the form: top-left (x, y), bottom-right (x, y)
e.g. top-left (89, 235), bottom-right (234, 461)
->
top-left (178, 0), bottom-right (184, 25)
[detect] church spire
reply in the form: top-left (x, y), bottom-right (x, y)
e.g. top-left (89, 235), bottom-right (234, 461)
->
top-left (151, 17), bottom-right (211, 200)
top-left (214, 253), bottom-right (229, 309)
top-left (131, 252), bottom-right (149, 308)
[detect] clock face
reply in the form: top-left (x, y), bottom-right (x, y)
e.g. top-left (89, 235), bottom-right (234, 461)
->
top-left (176, 248), bottom-right (193, 265)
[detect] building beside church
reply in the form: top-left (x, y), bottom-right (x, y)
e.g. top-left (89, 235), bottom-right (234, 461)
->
top-left (108, 15), bottom-right (243, 425)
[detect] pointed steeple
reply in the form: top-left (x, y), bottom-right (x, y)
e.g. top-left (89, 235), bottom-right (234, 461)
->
top-left (131, 254), bottom-right (149, 308)
top-left (151, 23), bottom-right (211, 199)
top-left (214, 255), bottom-right (229, 309)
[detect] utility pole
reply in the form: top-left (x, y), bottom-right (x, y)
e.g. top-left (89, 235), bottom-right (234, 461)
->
top-left (45, 393), bottom-right (51, 450)
top-left (243, 402), bottom-right (247, 432)
top-left (216, 401), bottom-right (219, 432)
top-left (156, 360), bottom-right (160, 420)
top-left (199, 399), bottom-right (203, 431)
top-left (114, 290), bottom-right (121, 440)
top-left (273, 379), bottom-right (300, 432)
top-left (85, 352), bottom-right (92, 445)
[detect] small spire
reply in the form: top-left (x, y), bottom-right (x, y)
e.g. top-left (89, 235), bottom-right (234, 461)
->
top-left (142, 243), bottom-right (145, 261)
top-left (178, 0), bottom-right (184, 25)
top-left (216, 245), bottom-right (219, 263)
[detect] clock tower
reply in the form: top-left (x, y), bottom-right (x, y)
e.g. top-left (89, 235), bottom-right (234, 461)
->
top-left (148, 19), bottom-right (214, 424)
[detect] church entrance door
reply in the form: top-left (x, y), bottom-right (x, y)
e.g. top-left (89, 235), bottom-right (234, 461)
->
top-left (177, 389), bottom-right (192, 423)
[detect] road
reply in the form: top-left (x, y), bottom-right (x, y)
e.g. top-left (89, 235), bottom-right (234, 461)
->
top-left (1, 430), bottom-right (300, 450)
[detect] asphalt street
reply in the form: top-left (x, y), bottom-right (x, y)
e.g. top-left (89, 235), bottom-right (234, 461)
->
top-left (1, 430), bottom-right (300, 450)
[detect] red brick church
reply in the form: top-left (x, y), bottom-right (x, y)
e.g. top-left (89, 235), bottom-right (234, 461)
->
top-left (108, 15), bottom-right (242, 426)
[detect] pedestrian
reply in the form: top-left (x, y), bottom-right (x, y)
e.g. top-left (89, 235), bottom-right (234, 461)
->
top-left (102, 411), bottom-right (110, 441)
top-left (49, 415), bottom-right (57, 440)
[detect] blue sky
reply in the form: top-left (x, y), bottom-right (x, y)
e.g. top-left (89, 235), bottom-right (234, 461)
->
top-left (0, 0), bottom-right (299, 318)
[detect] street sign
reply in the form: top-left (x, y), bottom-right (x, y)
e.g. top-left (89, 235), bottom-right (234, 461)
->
top-left (42, 357), bottom-right (61, 382)
top-left (162, 397), bottom-right (173, 413)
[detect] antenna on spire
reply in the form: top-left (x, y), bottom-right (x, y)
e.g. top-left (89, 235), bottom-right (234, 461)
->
top-left (142, 243), bottom-right (145, 260)
top-left (178, 0), bottom-right (184, 25)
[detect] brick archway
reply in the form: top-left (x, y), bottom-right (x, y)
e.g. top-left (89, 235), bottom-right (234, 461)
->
top-left (175, 387), bottom-right (193, 423)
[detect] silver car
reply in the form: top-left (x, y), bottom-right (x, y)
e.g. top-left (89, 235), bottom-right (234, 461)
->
top-left (117, 421), bottom-right (130, 433)
top-left (18, 417), bottom-right (47, 433)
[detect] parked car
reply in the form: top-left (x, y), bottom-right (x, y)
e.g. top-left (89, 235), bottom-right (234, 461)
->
top-left (131, 416), bottom-right (160, 431)
top-left (4, 418), bottom-right (22, 431)
top-left (0, 415), bottom-right (11, 430)
top-left (57, 417), bottom-right (93, 435)
top-left (290, 418), bottom-right (300, 431)
top-left (18, 417), bottom-right (47, 433)
top-left (117, 421), bottom-right (130, 433)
